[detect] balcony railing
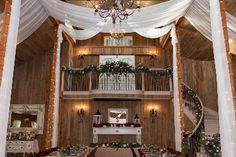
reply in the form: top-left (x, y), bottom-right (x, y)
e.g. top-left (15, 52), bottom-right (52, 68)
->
top-left (61, 68), bottom-right (172, 99)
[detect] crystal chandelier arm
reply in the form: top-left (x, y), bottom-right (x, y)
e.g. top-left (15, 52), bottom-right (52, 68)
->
top-left (88, 0), bottom-right (141, 24)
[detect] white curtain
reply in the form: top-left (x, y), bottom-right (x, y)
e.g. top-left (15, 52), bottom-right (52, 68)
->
top-left (0, 0), bottom-right (21, 156)
top-left (0, 0), bottom-right (236, 42)
top-left (209, 0), bottom-right (236, 156)
top-left (170, 26), bottom-right (182, 151)
top-left (17, 0), bottom-right (48, 43)
top-left (185, 0), bottom-right (236, 41)
top-left (39, 0), bottom-right (192, 37)
top-left (134, 24), bottom-right (173, 39)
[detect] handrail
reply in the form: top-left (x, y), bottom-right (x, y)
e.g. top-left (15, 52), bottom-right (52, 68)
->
top-left (183, 83), bottom-right (204, 136)
top-left (182, 83), bottom-right (204, 155)
top-left (62, 68), bottom-right (172, 92)
top-left (65, 67), bottom-right (166, 71)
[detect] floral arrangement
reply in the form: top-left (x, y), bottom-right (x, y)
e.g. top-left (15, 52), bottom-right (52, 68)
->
top-left (89, 142), bottom-right (141, 148)
top-left (62, 61), bottom-right (172, 77)
top-left (200, 133), bottom-right (221, 157)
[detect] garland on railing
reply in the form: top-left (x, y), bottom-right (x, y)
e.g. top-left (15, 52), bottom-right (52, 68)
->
top-left (200, 133), bottom-right (221, 157)
top-left (182, 85), bottom-right (203, 123)
top-left (182, 85), bottom-right (204, 155)
top-left (62, 61), bottom-right (173, 77)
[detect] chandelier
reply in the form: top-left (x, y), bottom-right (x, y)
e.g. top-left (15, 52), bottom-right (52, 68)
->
top-left (87, 0), bottom-right (141, 24)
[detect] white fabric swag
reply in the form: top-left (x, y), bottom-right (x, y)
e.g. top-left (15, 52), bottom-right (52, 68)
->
top-left (185, 0), bottom-right (236, 41)
top-left (0, 0), bottom-right (236, 42)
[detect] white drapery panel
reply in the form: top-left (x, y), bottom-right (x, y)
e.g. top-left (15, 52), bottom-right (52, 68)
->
top-left (127, 0), bottom-right (192, 29)
top-left (134, 24), bottom-right (173, 39)
top-left (40, 0), bottom-right (100, 30)
top-left (0, 0), bottom-right (21, 156)
top-left (185, 0), bottom-right (236, 41)
top-left (209, 0), bottom-right (236, 156)
top-left (1, 0), bottom-right (236, 43)
top-left (17, 0), bottom-right (48, 43)
top-left (40, 0), bottom-right (192, 34)
top-left (170, 26), bottom-right (182, 151)
top-left (60, 25), bottom-right (102, 41)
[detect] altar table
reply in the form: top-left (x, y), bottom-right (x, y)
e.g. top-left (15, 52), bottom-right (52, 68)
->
top-left (93, 127), bottom-right (142, 144)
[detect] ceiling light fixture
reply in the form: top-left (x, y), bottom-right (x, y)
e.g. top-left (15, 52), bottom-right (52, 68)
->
top-left (87, 0), bottom-right (141, 24)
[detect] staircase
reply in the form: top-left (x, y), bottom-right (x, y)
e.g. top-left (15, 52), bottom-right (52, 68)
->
top-left (182, 84), bottom-right (205, 155)
top-left (204, 107), bottom-right (219, 135)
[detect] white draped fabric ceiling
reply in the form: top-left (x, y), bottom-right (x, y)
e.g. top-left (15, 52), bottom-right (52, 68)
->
top-left (0, 0), bottom-right (235, 42)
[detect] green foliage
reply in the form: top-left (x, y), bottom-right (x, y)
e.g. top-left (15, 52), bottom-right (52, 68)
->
top-left (181, 85), bottom-right (204, 155)
top-left (62, 61), bottom-right (173, 77)
top-left (200, 134), bottom-right (221, 157)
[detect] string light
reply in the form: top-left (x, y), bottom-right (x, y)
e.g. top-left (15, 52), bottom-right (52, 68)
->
top-left (44, 27), bottom-right (59, 149)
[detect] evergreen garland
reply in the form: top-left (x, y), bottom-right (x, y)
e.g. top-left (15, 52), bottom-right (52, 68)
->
top-left (62, 61), bottom-right (173, 77)
top-left (182, 85), bottom-right (204, 155)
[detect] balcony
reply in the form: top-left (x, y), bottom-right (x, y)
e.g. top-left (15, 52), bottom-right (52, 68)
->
top-left (61, 68), bottom-right (173, 100)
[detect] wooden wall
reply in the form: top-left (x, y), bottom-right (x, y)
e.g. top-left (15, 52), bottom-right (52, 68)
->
top-left (182, 58), bottom-right (218, 111)
top-left (11, 52), bottom-right (52, 104)
top-left (58, 99), bottom-right (175, 148)
top-left (76, 33), bottom-right (158, 47)
top-left (165, 40), bottom-right (218, 111)
top-left (10, 40), bottom-right (70, 150)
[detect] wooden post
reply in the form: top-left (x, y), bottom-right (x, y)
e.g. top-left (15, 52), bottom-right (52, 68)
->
top-left (219, 0), bottom-right (236, 118)
top-left (0, 0), bottom-right (21, 156)
top-left (209, 0), bottom-right (236, 156)
top-left (171, 26), bottom-right (185, 151)
top-left (142, 72), bottom-right (145, 91)
top-left (44, 26), bottom-right (59, 149)
top-left (0, 0), bottom-right (12, 84)
top-left (89, 72), bottom-right (92, 91)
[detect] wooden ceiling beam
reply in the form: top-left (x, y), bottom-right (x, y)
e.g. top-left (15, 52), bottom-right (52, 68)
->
top-left (48, 16), bottom-right (75, 46)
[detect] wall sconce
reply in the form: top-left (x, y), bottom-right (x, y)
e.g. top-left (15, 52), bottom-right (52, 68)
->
top-left (149, 106), bottom-right (158, 123)
top-left (77, 106), bottom-right (85, 122)
top-left (78, 107), bottom-right (85, 116)
top-left (78, 54), bottom-right (85, 60)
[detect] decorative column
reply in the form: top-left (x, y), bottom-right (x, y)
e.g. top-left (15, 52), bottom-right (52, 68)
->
top-left (209, 0), bottom-right (236, 156)
top-left (44, 26), bottom-right (63, 149)
top-left (0, 0), bottom-right (21, 156)
top-left (171, 25), bottom-right (185, 151)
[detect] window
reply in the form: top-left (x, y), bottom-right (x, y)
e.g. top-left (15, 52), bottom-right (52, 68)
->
top-left (104, 36), bottom-right (133, 46)
top-left (99, 55), bottom-right (135, 90)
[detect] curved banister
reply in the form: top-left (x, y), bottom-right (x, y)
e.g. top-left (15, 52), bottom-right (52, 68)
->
top-left (182, 83), bottom-right (205, 155)
top-left (183, 83), bottom-right (204, 136)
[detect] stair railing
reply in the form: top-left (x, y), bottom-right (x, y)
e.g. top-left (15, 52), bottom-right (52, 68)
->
top-left (182, 83), bottom-right (205, 155)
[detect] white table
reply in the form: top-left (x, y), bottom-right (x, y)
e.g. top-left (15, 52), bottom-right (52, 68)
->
top-left (6, 140), bottom-right (39, 157)
top-left (93, 127), bottom-right (142, 144)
